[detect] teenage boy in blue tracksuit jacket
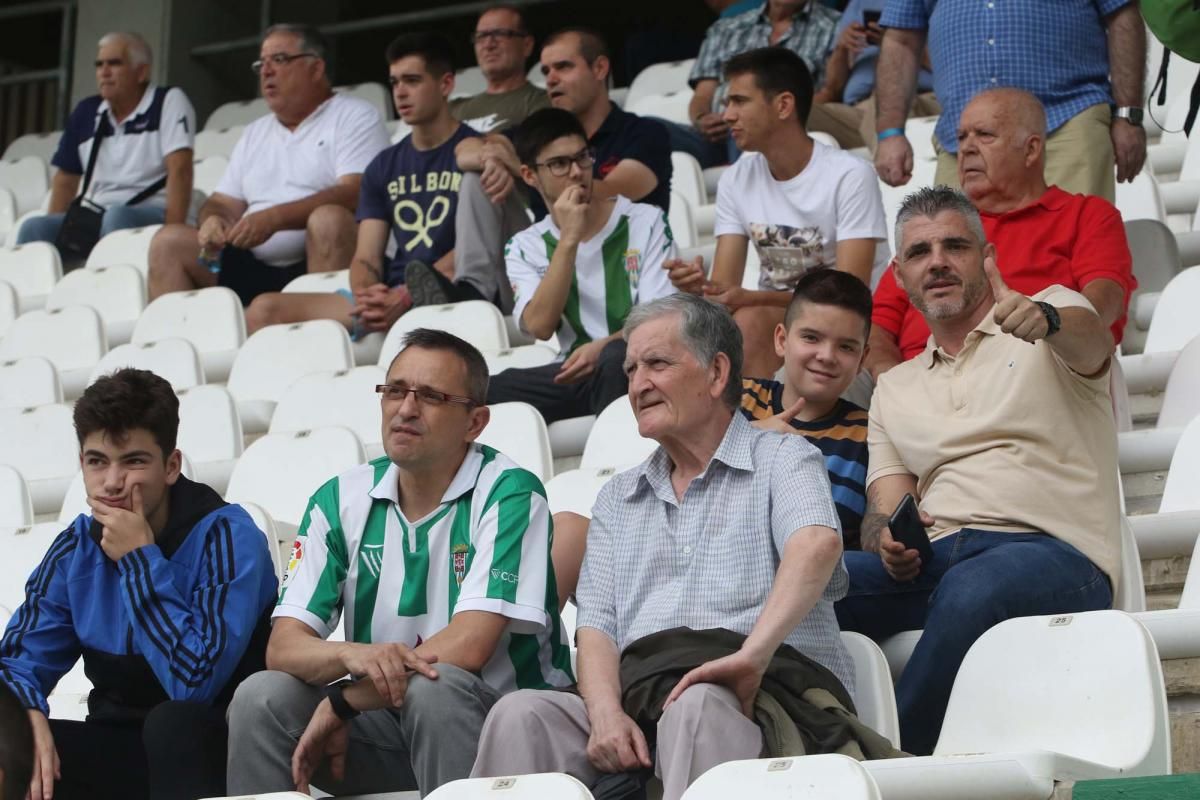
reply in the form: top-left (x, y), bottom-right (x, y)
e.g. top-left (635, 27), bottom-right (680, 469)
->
top-left (0, 368), bottom-right (278, 800)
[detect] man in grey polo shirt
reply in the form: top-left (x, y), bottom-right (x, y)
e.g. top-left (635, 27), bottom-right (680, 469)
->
top-left (471, 293), bottom-right (852, 800)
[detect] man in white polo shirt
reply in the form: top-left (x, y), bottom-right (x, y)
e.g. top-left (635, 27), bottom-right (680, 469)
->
top-left (226, 328), bottom-right (573, 797)
top-left (147, 23), bottom-right (389, 305)
top-left (18, 32), bottom-right (195, 254)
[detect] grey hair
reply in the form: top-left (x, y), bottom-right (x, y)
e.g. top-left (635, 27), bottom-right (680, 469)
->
top-left (98, 32), bottom-right (152, 69)
top-left (894, 185), bottom-right (987, 255)
top-left (623, 294), bottom-right (744, 410)
top-left (264, 23), bottom-right (330, 61)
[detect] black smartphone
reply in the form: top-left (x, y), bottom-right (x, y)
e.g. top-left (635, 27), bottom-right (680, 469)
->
top-left (888, 493), bottom-right (933, 565)
top-left (863, 9), bottom-right (883, 27)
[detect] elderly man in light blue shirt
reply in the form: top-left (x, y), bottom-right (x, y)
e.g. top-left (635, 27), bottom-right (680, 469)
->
top-left (470, 293), bottom-right (851, 800)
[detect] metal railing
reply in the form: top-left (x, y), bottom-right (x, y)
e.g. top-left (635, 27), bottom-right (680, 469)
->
top-left (0, 0), bottom-right (75, 151)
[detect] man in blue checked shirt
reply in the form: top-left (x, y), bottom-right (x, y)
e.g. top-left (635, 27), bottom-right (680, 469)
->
top-left (874, 0), bottom-right (1147, 202)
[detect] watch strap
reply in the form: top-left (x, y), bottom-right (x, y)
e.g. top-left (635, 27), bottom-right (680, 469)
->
top-left (1035, 301), bottom-right (1061, 337)
top-left (1114, 106), bottom-right (1144, 126)
top-left (325, 679), bottom-right (361, 721)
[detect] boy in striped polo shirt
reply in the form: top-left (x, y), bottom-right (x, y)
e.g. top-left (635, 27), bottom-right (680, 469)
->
top-left (227, 329), bottom-right (572, 797)
top-left (486, 108), bottom-right (678, 422)
top-left (740, 269), bottom-right (871, 549)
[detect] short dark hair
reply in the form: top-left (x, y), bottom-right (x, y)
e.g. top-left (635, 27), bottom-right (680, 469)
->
top-left (514, 108), bottom-right (588, 167)
top-left (264, 23), bottom-right (329, 61)
top-left (479, 4), bottom-right (529, 34)
top-left (391, 328), bottom-right (490, 405)
top-left (385, 32), bottom-right (455, 77)
top-left (723, 46), bottom-right (814, 126)
top-left (543, 27), bottom-right (608, 65)
top-left (73, 368), bottom-right (179, 457)
top-left (0, 681), bottom-right (34, 800)
top-left (784, 269), bottom-right (873, 336)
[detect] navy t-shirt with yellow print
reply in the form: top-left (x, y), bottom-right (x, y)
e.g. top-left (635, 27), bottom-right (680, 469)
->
top-left (356, 123), bottom-right (479, 286)
top-left (740, 378), bottom-right (869, 550)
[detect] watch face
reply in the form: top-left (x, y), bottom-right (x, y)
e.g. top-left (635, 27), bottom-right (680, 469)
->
top-left (1119, 107), bottom-right (1144, 125)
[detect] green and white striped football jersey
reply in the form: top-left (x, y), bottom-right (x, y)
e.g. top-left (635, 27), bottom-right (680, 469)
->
top-left (276, 444), bottom-right (574, 693)
top-left (507, 195), bottom-right (678, 357)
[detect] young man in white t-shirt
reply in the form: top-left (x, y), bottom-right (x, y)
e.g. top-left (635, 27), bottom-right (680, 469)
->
top-left (488, 108), bottom-right (677, 423)
top-left (147, 24), bottom-right (389, 306)
top-left (665, 46), bottom-right (887, 377)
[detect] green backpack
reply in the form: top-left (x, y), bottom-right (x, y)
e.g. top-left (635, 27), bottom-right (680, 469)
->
top-left (1142, 0), bottom-right (1200, 134)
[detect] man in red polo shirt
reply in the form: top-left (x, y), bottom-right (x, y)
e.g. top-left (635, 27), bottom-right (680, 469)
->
top-left (864, 88), bottom-right (1134, 379)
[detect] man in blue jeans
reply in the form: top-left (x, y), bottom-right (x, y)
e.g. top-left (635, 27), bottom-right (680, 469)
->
top-left (836, 185), bottom-right (1120, 755)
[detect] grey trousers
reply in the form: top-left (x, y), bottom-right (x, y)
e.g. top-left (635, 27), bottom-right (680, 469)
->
top-left (226, 667), bottom-right (503, 797)
top-left (453, 172), bottom-right (530, 315)
top-left (470, 684), bottom-right (762, 800)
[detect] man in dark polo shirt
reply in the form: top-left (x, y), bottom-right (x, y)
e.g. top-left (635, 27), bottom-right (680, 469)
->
top-left (404, 26), bottom-right (673, 310)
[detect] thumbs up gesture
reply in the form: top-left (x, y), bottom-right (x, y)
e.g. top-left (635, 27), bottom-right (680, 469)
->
top-left (984, 255), bottom-right (1049, 343)
top-left (751, 395), bottom-right (807, 434)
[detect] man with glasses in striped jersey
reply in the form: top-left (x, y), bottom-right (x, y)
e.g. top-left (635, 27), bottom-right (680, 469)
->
top-left (226, 328), bottom-right (572, 797)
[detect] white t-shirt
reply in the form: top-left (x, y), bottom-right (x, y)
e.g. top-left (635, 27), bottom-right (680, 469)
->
top-left (714, 142), bottom-right (889, 291)
top-left (507, 196), bottom-right (679, 358)
top-left (215, 93), bottom-right (389, 265)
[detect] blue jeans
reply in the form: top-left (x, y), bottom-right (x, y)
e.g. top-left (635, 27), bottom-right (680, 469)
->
top-left (835, 529), bottom-right (1112, 755)
top-left (17, 204), bottom-right (166, 244)
top-left (656, 118), bottom-right (741, 169)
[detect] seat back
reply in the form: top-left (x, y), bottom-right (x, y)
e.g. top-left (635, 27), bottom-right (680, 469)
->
top-left (193, 155), bottom-right (229, 195)
top-left (936, 611), bottom-right (1170, 776)
top-left (269, 366), bottom-right (385, 459)
top-left (47, 264), bottom-right (146, 344)
top-left (0, 522), bottom-right (69, 610)
top-left (237, 500), bottom-right (284, 582)
top-left (545, 467), bottom-right (618, 517)
top-left (427, 774), bottom-right (595, 800)
top-left (335, 82), bottom-right (391, 118)
top-left (133, 288), bottom-right (246, 380)
top-left (0, 156), bottom-right (49, 216)
top-left (1115, 516), bottom-right (1147, 612)
top-left (450, 66), bottom-right (488, 99)
top-left (0, 280), bottom-right (16, 338)
top-left (204, 101), bottom-right (267, 131)
top-left (3, 131), bottom-right (61, 163)
top-left (1144, 267), bottom-right (1200, 354)
top-left (282, 268), bottom-right (351, 294)
top-left (225, 427), bottom-right (366, 527)
top-left (228, 320), bottom-right (354, 406)
top-left (89, 338), bottom-right (204, 391)
top-left (476, 402), bottom-right (554, 483)
top-left (1115, 171), bottom-right (1167, 224)
top-left (1125, 220), bottom-right (1182, 298)
top-left (627, 59), bottom-right (695, 107)
top-left (0, 306), bottom-right (107, 376)
top-left (840, 632), bottom-right (901, 748)
top-left (906, 116), bottom-right (939, 162)
top-left (627, 89), bottom-right (692, 125)
top-left (680, 754), bottom-right (881, 800)
top-left (1161, 414), bottom-right (1200, 513)
top-left (1158, 335), bottom-right (1200, 429)
top-left (668, 190), bottom-right (698, 249)
top-left (580, 398), bottom-right (656, 469)
top-left (0, 464), bottom-right (33, 527)
top-left (0, 404), bottom-right (80, 514)
top-left (0, 357), bottom-right (62, 409)
top-left (177, 385), bottom-right (244, 465)
top-left (85, 225), bottom-right (161, 276)
top-left (377, 301), bottom-right (508, 368)
top-left (0, 242), bottom-right (62, 309)
top-left (194, 125), bottom-right (248, 158)
top-left (671, 151), bottom-right (707, 211)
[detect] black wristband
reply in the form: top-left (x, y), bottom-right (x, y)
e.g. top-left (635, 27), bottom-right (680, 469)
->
top-left (325, 679), bottom-right (361, 721)
top-left (1035, 301), bottom-right (1062, 337)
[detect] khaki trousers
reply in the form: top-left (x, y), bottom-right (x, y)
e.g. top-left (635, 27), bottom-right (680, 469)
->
top-left (471, 684), bottom-right (763, 800)
top-left (809, 92), bottom-right (941, 153)
top-left (934, 103), bottom-right (1115, 200)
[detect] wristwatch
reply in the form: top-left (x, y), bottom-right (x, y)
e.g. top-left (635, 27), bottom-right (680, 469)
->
top-left (325, 678), bottom-right (361, 721)
top-left (1114, 106), bottom-right (1144, 127)
top-left (1035, 301), bottom-right (1062, 337)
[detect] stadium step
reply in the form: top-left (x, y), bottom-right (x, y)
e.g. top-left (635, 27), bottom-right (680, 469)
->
top-left (1143, 554), bottom-right (1200, 774)
top-left (1068, 773), bottom-right (1200, 799)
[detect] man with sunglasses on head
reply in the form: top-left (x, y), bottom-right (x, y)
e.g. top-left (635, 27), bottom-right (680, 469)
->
top-left (148, 23), bottom-right (388, 308)
top-left (226, 327), bottom-right (572, 797)
top-left (450, 5), bottom-right (549, 134)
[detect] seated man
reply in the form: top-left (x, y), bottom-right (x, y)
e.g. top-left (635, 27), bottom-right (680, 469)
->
top-left (415, 27), bottom-right (672, 310)
top-left (486, 108), bottom-right (677, 422)
top-left (741, 269), bottom-right (870, 550)
top-left (837, 186), bottom-right (1119, 755)
top-left (667, 47), bottom-right (887, 377)
top-left (243, 33), bottom-right (479, 334)
top-left (864, 89), bottom-right (1135, 380)
top-left (19, 32), bottom-right (194, 259)
top-left (474, 294), bottom-right (868, 800)
top-left (226, 329), bottom-right (572, 797)
top-left (147, 23), bottom-right (389, 306)
top-left (0, 368), bottom-right (278, 800)
top-left (451, 5), bottom-right (549, 134)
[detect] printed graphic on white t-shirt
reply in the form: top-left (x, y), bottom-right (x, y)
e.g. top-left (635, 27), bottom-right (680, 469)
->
top-left (748, 222), bottom-right (829, 290)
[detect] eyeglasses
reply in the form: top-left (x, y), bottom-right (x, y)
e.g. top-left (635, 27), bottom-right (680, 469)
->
top-left (471, 28), bottom-right (528, 44)
top-left (375, 384), bottom-right (476, 408)
top-left (250, 52), bottom-right (319, 74)
top-left (535, 148), bottom-right (595, 177)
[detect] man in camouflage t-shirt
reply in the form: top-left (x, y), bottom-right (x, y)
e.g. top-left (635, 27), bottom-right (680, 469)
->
top-left (227, 329), bottom-right (572, 796)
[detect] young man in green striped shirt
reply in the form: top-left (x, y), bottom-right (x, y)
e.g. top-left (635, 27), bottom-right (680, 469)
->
top-left (486, 107), bottom-right (677, 422)
top-left (227, 329), bottom-right (572, 796)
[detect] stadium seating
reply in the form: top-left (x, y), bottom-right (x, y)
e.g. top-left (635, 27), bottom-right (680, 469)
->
top-left (282, 269), bottom-right (351, 294)
top-left (545, 398), bottom-right (654, 515)
top-left (627, 89), bottom-right (692, 126)
top-left (269, 366), bottom-right (386, 461)
top-left (2, 131), bottom-right (61, 163)
top-left (1118, 335), bottom-right (1200, 472)
top-left (0, 155), bottom-right (49, 217)
top-left (1125, 219), bottom-right (1183, 340)
top-left (133, 287), bottom-right (246, 382)
top-left (671, 151), bottom-right (708, 215)
top-left (85, 224), bottom-right (160, 277)
top-left (178, 384), bottom-right (244, 496)
top-left (0, 402), bottom-right (78, 515)
top-left (204, 101), bottom-right (268, 132)
top-left (483, 343), bottom-right (559, 375)
top-left (377, 301), bottom-right (509, 369)
top-left (1128, 414), bottom-right (1200, 564)
top-left (46, 263), bottom-right (146, 345)
top-left (0, 279), bottom-right (16, 338)
top-left (905, 116), bottom-right (940, 162)
top-left (626, 58), bottom-right (695, 107)
top-left (427, 774), bottom-right (594, 800)
top-left (1116, 171), bottom-right (1168, 225)
top-left (193, 155), bottom-right (229, 195)
top-left (476, 402), bottom-right (555, 483)
top-left (89, 338), bottom-right (205, 391)
top-left (0, 356), bottom-right (62, 409)
top-left (0, 241), bottom-right (62, 311)
top-left (450, 66), bottom-right (488, 99)
top-left (841, 632), bottom-right (901, 749)
top-left (668, 190), bottom-right (699, 249)
top-left (335, 82), bottom-right (392, 119)
top-left (0, 187), bottom-right (17, 243)
top-left (194, 125), bottom-right (247, 159)
top-left (0, 521), bottom-right (67, 610)
top-left (682, 754), bottom-right (881, 800)
top-left (0, 464), bottom-right (33, 527)
top-left (238, 500), bottom-right (284, 581)
top-left (0, 305), bottom-right (107, 398)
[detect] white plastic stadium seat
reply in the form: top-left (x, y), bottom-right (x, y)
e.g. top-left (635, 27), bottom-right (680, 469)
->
top-left (194, 125), bottom-right (247, 159)
top-left (85, 225), bottom-right (161, 277)
top-left (863, 611), bottom-right (1171, 798)
top-left (46, 263), bottom-right (146, 345)
top-left (840, 632), bottom-right (901, 749)
top-left (3, 131), bottom-right (61, 163)
top-left (0, 522), bottom-right (69, 611)
top-left (1114, 516), bottom-right (1148, 613)
top-left (670, 151), bottom-right (708, 215)
top-left (377, 301), bottom-right (509, 368)
top-left (1115, 171), bottom-right (1167, 224)
top-left (484, 343), bottom-right (559, 375)
top-left (627, 59), bottom-right (695, 107)
top-left (1142, 266), bottom-right (1200, 354)
top-left (225, 427), bottom-right (366, 531)
top-left (133, 287), bottom-right (246, 382)
top-left (89, 338), bottom-right (204, 392)
top-left (283, 269), bottom-right (351, 294)
top-left (237, 500), bottom-right (284, 582)
top-left (628, 90), bottom-right (693, 126)
top-left (682, 754), bottom-right (880, 800)
top-left (0, 403), bottom-right (79, 515)
top-left (905, 116), bottom-right (939, 162)
top-left (0, 242), bottom-right (63, 311)
top-left (336, 82), bottom-right (391, 119)
top-left (476, 402), bottom-right (555, 483)
top-left (1118, 336), bottom-right (1200, 473)
top-left (0, 189), bottom-right (16, 247)
top-left (450, 66), bottom-right (488, 99)
top-left (668, 190), bottom-right (698, 249)
top-left (427, 774), bottom-right (594, 800)
top-left (178, 385), bottom-right (244, 496)
top-left (193, 155), bottom-right (229, 195)
top-left (270, 366), bottom-right (386, 461)
top-left (228, 320), bottom-right (355, 434)
top-left (204, 101), bottom-right (268, 132)
top-left (0, 357), bottom-right (62, 409)
top-left (0, 280), bottom-right (17, 338)
top-left (0, 156), bottom-right (50, 216)
top-left (0, 306), bottom-right (107, 398)
top-left (0, 464), bottom-right (34, 526)
top-left (545, 399), bottom-right (656, 516)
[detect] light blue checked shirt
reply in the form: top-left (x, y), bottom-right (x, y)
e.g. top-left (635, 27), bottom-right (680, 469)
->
top-left (882, 0), bottom-right (1128, 152)
top-left (575, 412), bottom-right (854, 695)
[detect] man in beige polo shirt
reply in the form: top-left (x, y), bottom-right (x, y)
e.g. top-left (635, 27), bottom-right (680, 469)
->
top-left (834, 185), bottom-right (1119, 756)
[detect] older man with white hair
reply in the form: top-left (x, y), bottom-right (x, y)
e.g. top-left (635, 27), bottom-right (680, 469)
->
top-left (18, 31), bottom-right (196, 263)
